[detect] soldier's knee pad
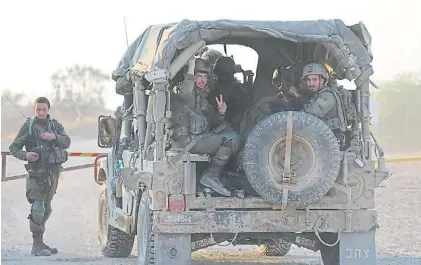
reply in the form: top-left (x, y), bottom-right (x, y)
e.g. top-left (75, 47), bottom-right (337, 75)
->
top-left (29, 200), bottom-right (46, 234)
top-left (30, 200), bottom-right (46, 225)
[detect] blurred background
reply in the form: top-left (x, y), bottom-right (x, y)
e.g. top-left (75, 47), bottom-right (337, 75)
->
top-left (1, 0), bottom-right (420, 155)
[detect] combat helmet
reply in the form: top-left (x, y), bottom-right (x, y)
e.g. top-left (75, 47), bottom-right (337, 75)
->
top-left (201, 49), bottom-right (223, 68)
top-left (273, 63), bottom-right (305, 90)
top-left (195, 58), bottom-right (211, 74)
top-left (302, 62), bottom-right (328, 79)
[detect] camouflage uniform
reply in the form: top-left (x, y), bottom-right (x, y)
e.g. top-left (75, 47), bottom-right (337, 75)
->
top-left (171, 58), bottom-right (240, 196)
top-left (302, 62), bottom-right (354, 143)
top-left (238, 63), bottom-right (313, 145)
top-left (9, 115), bottom-right (71, 256)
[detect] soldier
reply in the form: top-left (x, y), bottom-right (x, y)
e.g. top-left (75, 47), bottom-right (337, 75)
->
top-left (273, 63), bottom-right (313, 110)
top-left (201, 48), bottom-right (223, 70)
top-left (302, 62), bottom-right (356, 145)
top-left (208, 55), bottom-right (251, 128)
top-left (234, 63), bottom-right (316, 170)
top-left (9, 97), bottom-right (71, 256)
top-left (238, 64), bottom-right (309, 144)
top-left (171, 57), bottom-right (240, 197)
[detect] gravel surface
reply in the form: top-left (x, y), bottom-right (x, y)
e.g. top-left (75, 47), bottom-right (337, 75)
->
top-left (1, 141), bottom-right (420, 265)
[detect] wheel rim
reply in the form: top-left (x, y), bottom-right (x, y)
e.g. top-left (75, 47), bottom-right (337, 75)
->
top-left (268, 135), bottom-right (316, 185)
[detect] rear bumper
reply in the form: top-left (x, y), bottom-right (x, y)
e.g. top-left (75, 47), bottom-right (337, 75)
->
top-left (152, 209), bottom-right (378, 234)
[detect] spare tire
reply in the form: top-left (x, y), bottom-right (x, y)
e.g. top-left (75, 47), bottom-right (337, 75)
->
top-left (242, 111), bottom-right (341, 208)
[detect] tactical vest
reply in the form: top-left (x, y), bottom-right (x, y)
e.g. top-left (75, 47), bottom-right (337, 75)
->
top-left (26, 117), bottom-right (68, 166)
top-left (171, 95), bottom-right (211, 143)
top-left (305, 86), bottom-right (356, 133)
top-left (331, 86), bottom-right (356, 125)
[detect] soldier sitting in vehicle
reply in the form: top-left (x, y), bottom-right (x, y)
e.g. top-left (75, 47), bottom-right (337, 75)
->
top-left (237, 63), bottom-right (310, 145)
top-left (273, 63), bottom-right (313, 110)
top-left (201, 48), bottom-right (223, 71)
top-left (170, 57), bottom-right (240, 197)
top-left (232, 63), bottom-right (310, 170)
top-left (301, 62), bottom-right (357, 147)
top-left (207, 56), bottom-right (251, 130)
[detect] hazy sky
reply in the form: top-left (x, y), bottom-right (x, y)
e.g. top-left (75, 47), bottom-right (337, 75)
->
top-left (1, 0), bottom-right (420, 109)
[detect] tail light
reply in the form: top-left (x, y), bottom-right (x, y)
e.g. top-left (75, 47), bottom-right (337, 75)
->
top-left (168, 194), bottom-right (185, 212)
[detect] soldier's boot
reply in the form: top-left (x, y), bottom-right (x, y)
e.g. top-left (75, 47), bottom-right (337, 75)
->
top-left (31, 233), bottom-right (51, 256)
top-left (41, 233), bottom-right (58, 254)
top-left (200, 146), bottom-right (232, 197)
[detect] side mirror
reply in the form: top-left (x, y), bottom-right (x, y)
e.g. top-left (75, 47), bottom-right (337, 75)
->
top-left (98, 115), bottom-right (116, 148)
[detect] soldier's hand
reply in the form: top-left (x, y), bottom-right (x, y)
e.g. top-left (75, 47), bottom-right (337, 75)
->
top-left (40, 132), bottom-right (56, 141)
top-left (289, 87), bottom-right (300, 98)
top-left (26, 152), bottom-right (39, 162)
top-left (216, 94), bottom-right (227, 115)
top-left (188, 56), bottom-right (196, 67)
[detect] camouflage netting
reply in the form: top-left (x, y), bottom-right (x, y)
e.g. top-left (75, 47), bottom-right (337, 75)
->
top-left (112, 19), bottom-right (373, 83)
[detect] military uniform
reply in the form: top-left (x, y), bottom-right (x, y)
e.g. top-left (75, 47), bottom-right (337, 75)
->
top-left (171, 66), bottom-right (240, 197)
top-left (207, 55), bottom-right (251, 129)
top-left (303, 86), bottom-right (352, 144)
top-left (301, 62), bottom-right (355, 146)
top-left (208, 77), bottom-right (251, 128)
top-left (9, 115), bottom-right (71, 256)
top-left (303, 87), bottom-right (338, 121)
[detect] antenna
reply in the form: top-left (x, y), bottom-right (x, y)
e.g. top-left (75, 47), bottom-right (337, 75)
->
top-left (123, 16), bottom-right (129, 48)
top-left (2, 94), bottom-right (27, 119)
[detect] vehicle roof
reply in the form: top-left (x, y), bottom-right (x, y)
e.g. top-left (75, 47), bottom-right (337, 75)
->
top-left (114, 19), bottom-right (373, 81)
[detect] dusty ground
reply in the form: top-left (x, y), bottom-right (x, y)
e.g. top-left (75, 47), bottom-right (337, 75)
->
top-left (1, 138), bottom-right (420, 265)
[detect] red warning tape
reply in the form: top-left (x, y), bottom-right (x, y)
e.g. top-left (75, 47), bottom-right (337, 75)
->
top-left (1, 151), bottom-right (106, 157)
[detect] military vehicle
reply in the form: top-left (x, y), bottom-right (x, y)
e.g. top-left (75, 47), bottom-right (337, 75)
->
top-left (94, 19), bottom-right (390, 265)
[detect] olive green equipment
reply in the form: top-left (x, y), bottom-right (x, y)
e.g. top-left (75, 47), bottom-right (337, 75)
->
top-left (25, 145), bottom-right (52, 193)
top-left (24, 117), bottom-right (69, 194)
top-left (302, 62), bottom-right (329, 79)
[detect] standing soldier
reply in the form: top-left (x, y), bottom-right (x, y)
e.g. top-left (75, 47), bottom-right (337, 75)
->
top-left (9, 97), bottom-right (71, 256)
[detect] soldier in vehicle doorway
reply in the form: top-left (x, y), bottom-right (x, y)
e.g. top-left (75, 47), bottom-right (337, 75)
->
top-left (272, 63), bottom-right (313, 110)
top-left (207, 55), bottom-right (252, 129)
top-left (238, 63), bottom-right (311, 146)
top-left (301, 62), bottom-right (356, 147)
top-left (201, 48), bottom-right (223, 71)
top-left (171, 57), bottom-right (240, 197)
top-left (9, 97), bottom-right (71, 256)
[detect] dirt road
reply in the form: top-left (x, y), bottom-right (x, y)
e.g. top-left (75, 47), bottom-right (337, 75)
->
top-left (1, 146), bottom-right (421, 264)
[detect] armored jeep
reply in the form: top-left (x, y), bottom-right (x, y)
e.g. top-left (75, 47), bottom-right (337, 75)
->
top-left (95, 19), bottom-right (390, 265)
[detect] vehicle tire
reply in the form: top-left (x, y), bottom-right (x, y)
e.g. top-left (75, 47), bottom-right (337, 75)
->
top-left (319, 233), bottom-right (340, 265)
top-left (259, 239), bottom-right (292, 256)
top-left (97, 184), bottom-right (135, 257)
top-left (137, 191), bottom-right (154, 265)
top-left (243, 111), bottom-right (341, 208)
top-left (320, 245), bottom-right (340, 265)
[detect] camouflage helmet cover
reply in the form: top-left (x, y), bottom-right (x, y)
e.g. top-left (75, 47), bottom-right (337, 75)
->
top-left (195, 58), bottom-right (211, 74)
top-left (302, 62), bottom-right (328, 79)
